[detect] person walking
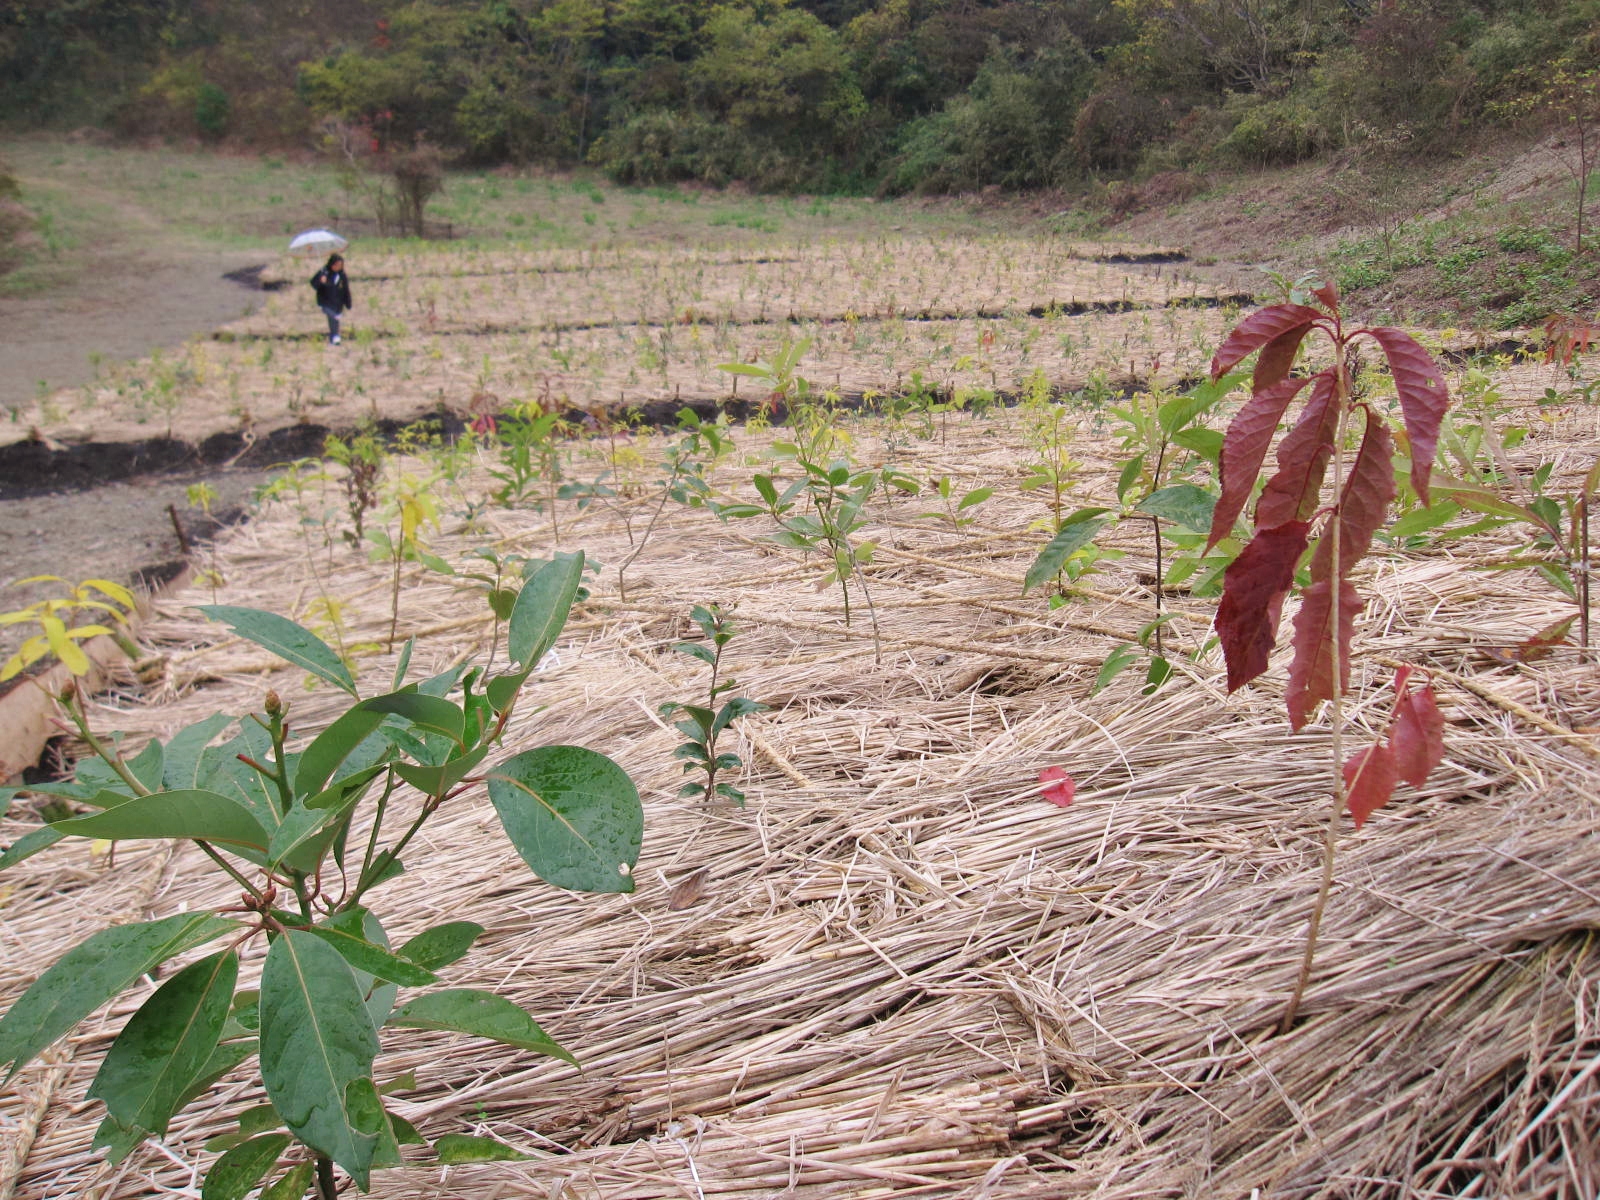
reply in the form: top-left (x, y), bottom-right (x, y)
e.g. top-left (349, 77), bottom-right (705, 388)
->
top-left (310, 254), bottom-right (353, 345)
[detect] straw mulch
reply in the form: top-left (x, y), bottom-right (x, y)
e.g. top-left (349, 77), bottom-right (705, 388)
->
top-left (2, 406), bottom-right (1598, 1200)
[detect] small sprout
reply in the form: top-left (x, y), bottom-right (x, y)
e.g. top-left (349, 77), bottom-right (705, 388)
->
top-left (660, 605), bottom-right (767, 806)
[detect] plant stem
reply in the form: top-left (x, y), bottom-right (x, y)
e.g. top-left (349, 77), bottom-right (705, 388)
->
top-left (388, 546), bottom-right (402, 648)
top-left (617, 463), bottom-right (680, 602)
top-left (62, 684), bottom-right (150, 797)
top-left (262, 708), bottom-right (295, 818)
top-left (1579, 495), bottom-right (1591, 654)
top-left (194, 840), bottom-right (269, 905)
top-left (1280, 346), bottom-right (1352, 1035)
top-left (349, 788), bottom-right (446, 908)
top-left (316, 1155), bottom-right (338, 1200)
top-left (354, 774), bottom-right (399, 904)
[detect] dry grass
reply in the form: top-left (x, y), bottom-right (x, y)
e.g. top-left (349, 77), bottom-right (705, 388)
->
top-left (4, 367), bottom-right (1599, 1199)
top-left (20, 238), bottom-right (1258, 444)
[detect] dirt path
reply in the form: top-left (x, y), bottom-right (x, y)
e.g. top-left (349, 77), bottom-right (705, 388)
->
top-left (0, 174), bottom-right (275, 641)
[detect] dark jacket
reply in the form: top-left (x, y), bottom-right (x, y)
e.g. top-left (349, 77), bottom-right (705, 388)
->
top-left (311, 269), bottom-right (353, 313)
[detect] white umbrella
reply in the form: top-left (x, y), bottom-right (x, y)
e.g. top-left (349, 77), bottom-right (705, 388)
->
top-left (288, 228), bottom-right (348, 256)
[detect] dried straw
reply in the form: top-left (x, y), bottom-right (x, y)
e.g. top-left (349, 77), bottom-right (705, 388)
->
top-left (3, 398), bottom-right (1598, 1199)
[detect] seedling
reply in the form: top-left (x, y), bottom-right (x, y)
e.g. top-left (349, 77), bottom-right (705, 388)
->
top-left (919, 476), bottom-right (993, 530)
top-left (187, 482), bottom-right (226, 602)
top-left (660, 604), bottom-right (767, 805)
top-left (0, 554), bottom-right (641, 1199)
top-left (1, 577), bottom-right (140, 682)
top-left (366, 475), bottom-right (446, 647)
top-left (1205, 280), bottom-right (1450, 1029)
top-left (324, 430), bottom-right (385, 549)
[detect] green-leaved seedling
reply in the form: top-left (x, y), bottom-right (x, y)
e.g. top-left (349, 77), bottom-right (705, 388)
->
top-left (0, 551), bottom-right (642, 1198)
top-left (1, 576), bottom-right (140, 682)
top-left (660, 605), bottom-right (767, 805)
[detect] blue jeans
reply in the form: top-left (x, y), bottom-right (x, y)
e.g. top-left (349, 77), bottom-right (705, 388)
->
top-left (321, 306), bottom-right (342, 342)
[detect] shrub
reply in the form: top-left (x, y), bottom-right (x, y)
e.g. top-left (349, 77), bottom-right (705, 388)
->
top-left (1071, 80), bottom-right (1173, 173)
top-left (194, 82), bottom-right (231, 138)
top-left (1217, 97), bottom-right (1328, 167)
top-left (881, 44), bottom-right (1092, 193)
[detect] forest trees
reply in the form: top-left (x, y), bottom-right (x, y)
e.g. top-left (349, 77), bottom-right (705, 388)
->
top-left (4, 0), bottom-right (1599, 195)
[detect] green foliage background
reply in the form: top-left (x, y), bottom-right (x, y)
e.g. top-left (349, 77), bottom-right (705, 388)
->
top-left (2, 0), bottom-right (1597, 193)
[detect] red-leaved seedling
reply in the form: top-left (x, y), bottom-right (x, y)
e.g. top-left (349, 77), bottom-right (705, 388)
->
top-left (1206, 281), bottom-right (1451, 1030)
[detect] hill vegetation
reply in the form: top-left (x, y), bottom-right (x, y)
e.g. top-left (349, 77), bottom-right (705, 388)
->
top-left (4, 0), bottom-right (1597, 197)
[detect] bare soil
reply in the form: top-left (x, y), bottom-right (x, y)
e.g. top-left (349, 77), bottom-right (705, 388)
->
top-left (0, 217), bottom-right (275, 638)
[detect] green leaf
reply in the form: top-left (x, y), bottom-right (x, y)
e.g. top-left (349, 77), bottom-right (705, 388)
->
top-left (1023, 510), bottom-right (1110, 594)
top-left (259, 930), bottom-right (380, 1187)
top-left (1430, 480), bottom-right (1538, 524)
top-left (387, 990), bottom-right (575, 1064)
top-left (1389, 500), bottom-right (1461, 538)
top-left (127, 740), bottom-right (166, 793)
top-left (1142, 656), bottom-right (1175, 695)
top-left (673, 641), bottom-right (716, 665)
top-left (507, 552), bottom-right (584, 673)
top-left (1159, 369), bottom-right (1246, 433)
top-left (88, 950), bottom-right (237, 1135)
top-left (237, 1103), bottom-right (285, 1138)
top-left (343, 1077), bottom-right (390, 1162)
top-left (344, 909), bottom-right (400, 1034)
top-left (92, 1114), bottom-right (149, 1165)
top-left (379, 1071), bottom-right (416, 1095)
top-left (201, 1133), bottom-right (291, 1200)
top-left (307, 911), bottom-right (439, 988)
top-left (391, 744), bottom-right (490, 797)
top-left (177, 1039), bottom-right (256, 1109)
top-left (202, 722), bottom-right (287, 830)
top-left (1172, 426), bottom-right (1223, 464)
top-left (357, 693), bottom-right (464, 746)
top-left (957, 486), bottom-right (994, 511)
top-left (269, 769), bottom-right (384, 873)
top-left (1135, 484), bottom-right (1217, 533)
top-left (1092, 645), bottom-right (1141, 695)
top-left (195, 606), bottom-right (357, 696)
top-left (390, 1113), bottom-right (428, 1145)
top-left (487, 747), bottom-right (642, 893)
top-left (712, 696), bottom-right (767, 737)
top-left (0, 913), bottom-right (239, 1080)
top-left (392, 638), bottom-right (415, 691)
top-left (53, 790), bottom-right (271, 852)
top-left (484, 672), bottom-right (522, 713)
top-left (260, 1162), bottom-right (315, 1200)
top-left (294, 706), bottom-right (393, 795)
top-left (161, 715), bottom-right (236, 791)
top-left (0, 824), bottom-right (67, 870)
top-left (433, 1133), bottom-right (532, 1163)
top-left (397, 922), bottom-right (484, 972)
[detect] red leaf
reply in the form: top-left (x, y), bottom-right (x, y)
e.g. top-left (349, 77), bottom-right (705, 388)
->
top-left (1286, 578), bottom-right (1361, 730)
top-left (1038, 767), bottom-right (1075, 808)
top-left (1389, 683), bottom-right (1444, 788)
top-left (1253, 325), bottom-right (1313, 394)
top-left (1344, 742), bottom-right (1399, 829)
top-left (1255, 373), bottom-right (1339, 529)
top-left (1207, 375), bottom-right (1311, 553)
top-left (1215, 520), bottom-right (1311, 692)
top-left (1365, 328), bottom-right (1449, 505)
top-left (1512, 614), bottom-right (1578, 662)
top-left (1210, 305), bottom-right (1324, 381)
top-left (1309, 407), bottom-right (1396, 583)
top-left (1311, 279), bottom-right (1340, 312)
